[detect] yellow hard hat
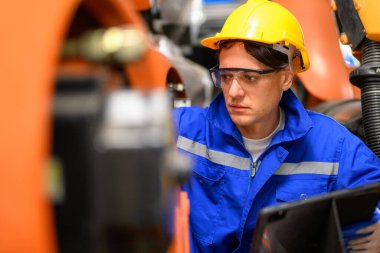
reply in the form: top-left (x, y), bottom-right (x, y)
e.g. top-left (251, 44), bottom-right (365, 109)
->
top-left (201, 0), bottom-right (309, 73)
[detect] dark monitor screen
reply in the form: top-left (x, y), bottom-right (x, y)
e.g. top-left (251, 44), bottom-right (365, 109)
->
top-left (250, 182), bottom-right (380, 253)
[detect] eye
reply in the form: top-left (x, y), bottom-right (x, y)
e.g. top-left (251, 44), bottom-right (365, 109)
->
top-left (220, 72), bottom-right (233, 82)
top-left (243, 73), bottom-right (259, 82)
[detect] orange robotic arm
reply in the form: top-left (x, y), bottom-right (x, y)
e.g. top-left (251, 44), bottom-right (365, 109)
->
top-left (274, 0), bottom-right (358, 103)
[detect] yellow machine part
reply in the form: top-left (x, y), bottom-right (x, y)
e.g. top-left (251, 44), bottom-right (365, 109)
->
top-left (353, 0), bottom-right (380, 42)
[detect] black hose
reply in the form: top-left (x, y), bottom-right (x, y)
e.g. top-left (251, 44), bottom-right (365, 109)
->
top-left (362, 40), bottom-right (380, 65)
top-left (350, 39), bottom-right (380, 157)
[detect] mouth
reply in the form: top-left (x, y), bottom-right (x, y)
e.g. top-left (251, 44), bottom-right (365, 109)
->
top-left (228, 103), bottom-right (249, 112)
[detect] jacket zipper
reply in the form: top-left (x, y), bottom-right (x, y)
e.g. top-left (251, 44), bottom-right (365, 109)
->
top-left (251, 159), bottom-right (261, 177)
top-left (248, 159), bottom-right (261, 192)
top-left (251, 161), bottom-right (257, 177)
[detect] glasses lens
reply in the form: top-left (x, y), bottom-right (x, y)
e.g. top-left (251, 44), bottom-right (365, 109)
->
top-left (210, 69), bottom-right (221, 88)
top-left (211, 69), bottom-right (235, 88)
top-left (210, 67), bottom-right (274, 88)
top-left (240, 71), bottom-right (261, 85)
top-left (219, 70), bottom-right (234, 86)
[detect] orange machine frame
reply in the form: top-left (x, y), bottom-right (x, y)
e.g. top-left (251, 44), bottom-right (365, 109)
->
top-left (274, 0), bottom-right (360, 106)
top-left (0, 1), bottom-right (187, 252)
top-left (0, 1), bottom-right (79, 252)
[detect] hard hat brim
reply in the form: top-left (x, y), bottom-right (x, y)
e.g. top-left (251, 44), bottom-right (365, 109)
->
top-left (200, 35), bottom-right (310, 73)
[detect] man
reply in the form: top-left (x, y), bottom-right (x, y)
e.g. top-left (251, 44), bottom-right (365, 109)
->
top-left (173, 0), bottom-right (380, 252)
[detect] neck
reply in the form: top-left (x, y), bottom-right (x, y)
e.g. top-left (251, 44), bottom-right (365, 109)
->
top-left (239, 107), bottom-right (281, 139)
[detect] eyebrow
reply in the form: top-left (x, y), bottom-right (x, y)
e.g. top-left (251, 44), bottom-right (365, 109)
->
top-left (214, 67), bottom-right (275, 74)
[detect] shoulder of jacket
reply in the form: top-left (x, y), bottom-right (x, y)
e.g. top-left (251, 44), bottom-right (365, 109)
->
top-left (173, 106), bottom-right (208, 126)
top-left (305, 110), bottom-right (367, 146)
top-left (306, 110), bottom-right (347, 129)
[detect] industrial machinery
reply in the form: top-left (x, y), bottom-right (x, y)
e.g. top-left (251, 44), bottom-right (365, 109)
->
top-left (271, 0), bottom-right (380, 156)
top-left (1, 0), bottom-right (379, 253)
top-left (334, 0), bottom-right (380, 156)
top-left (0, 0), bottom-right (212, 252)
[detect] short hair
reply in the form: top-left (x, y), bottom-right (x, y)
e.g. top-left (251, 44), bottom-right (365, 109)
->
top-left (217, 40), bottom-right (289, 71)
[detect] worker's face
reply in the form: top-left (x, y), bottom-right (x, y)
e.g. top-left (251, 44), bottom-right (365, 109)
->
top-left (218, 42), bottom-right (293, 138)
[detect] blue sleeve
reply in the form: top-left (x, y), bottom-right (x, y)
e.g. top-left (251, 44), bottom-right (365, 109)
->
top-left (338, 135), bottom-right (380, 188)
top-left (341, 213), bottom-right (379, 245)
top-left (337, 134), bottom-right (380, 209)
top-left (375, 207), bottom-right (380, 220)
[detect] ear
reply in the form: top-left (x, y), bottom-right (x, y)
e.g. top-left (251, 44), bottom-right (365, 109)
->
top-left (280, 67), bottom-right (294, 91)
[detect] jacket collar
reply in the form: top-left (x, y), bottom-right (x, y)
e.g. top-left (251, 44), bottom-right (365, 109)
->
top-left (207, 89), bottom-right (314, 143)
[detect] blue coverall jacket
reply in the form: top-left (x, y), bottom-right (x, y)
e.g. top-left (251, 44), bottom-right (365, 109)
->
top-left (173, 89), bottom-right (380, 253)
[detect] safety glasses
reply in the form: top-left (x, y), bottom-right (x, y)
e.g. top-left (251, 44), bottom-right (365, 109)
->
top-left (209, 66), bottom-right (276, 88)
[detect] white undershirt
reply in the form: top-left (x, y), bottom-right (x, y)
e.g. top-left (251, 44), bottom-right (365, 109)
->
top-left (243, 107), bottom-right (285, 162)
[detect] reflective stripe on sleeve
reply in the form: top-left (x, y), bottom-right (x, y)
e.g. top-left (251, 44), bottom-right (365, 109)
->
top-left (275, 161), bottom-right (339, 176)
top-left (176, 136), bottom-right (251, 171)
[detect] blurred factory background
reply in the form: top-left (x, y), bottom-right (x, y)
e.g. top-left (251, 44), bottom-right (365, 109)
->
top-left (1, 0), bottom-right (379, 252)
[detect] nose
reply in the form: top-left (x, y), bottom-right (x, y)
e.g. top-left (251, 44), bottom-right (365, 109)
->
top-left (228, 77), bottom-right (245, 97)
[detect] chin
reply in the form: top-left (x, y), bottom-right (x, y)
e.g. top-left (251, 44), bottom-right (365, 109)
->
top-left (231, 116), bottom-right (254, 128)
